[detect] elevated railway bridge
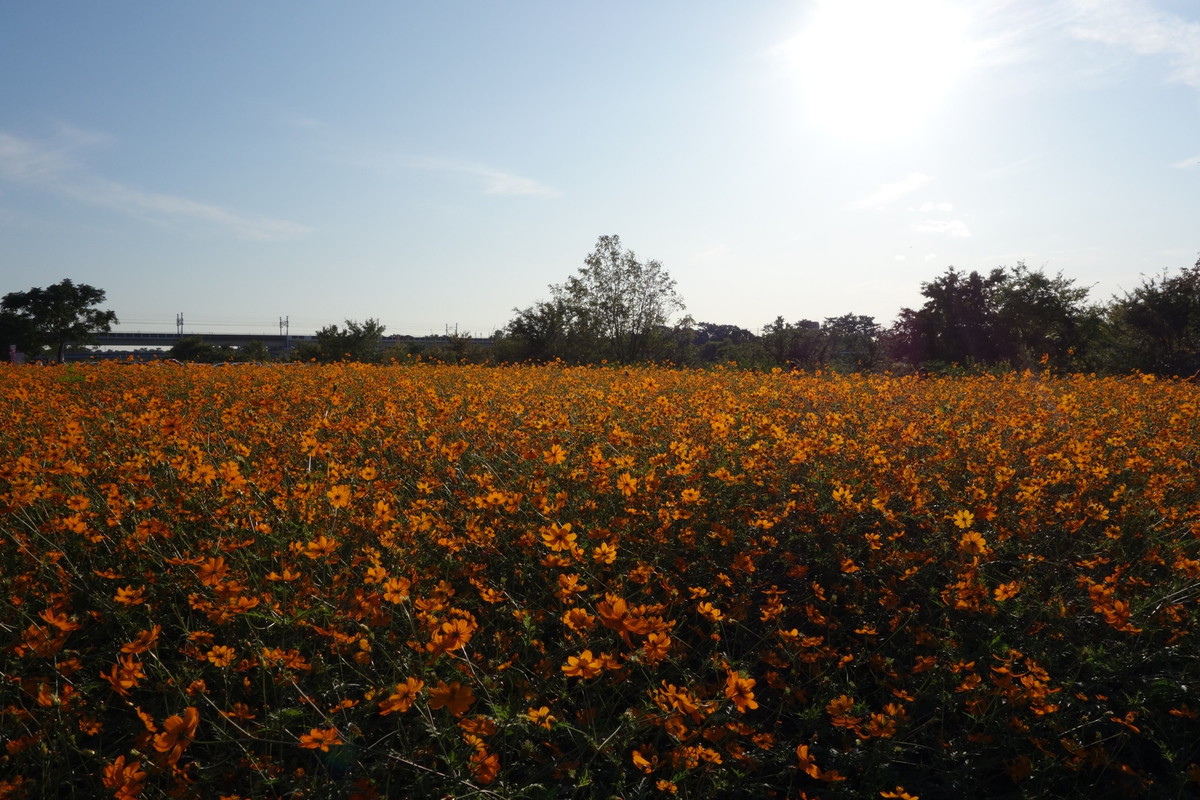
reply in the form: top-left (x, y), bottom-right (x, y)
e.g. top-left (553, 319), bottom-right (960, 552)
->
top-left (87, 331), bottom-right (489, 356)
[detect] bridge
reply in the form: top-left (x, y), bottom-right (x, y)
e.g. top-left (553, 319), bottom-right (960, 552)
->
top-left (91, 331), bottom-right (491, 354)
top-left (93, 332), bottom-right (314, 351)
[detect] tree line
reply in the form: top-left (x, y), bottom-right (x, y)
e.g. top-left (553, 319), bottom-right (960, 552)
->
top-left (497, 236), bottom-right (1200, 376)
top-left (5, 238), bottom-right (1200, 375)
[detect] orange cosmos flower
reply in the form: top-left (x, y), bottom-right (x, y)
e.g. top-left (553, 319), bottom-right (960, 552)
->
top-left (951, 509), bottom-right (975, 529)
top-left (120, 625), bottom-right (162, 655)
top-left (795, 744), bottom-right (821, 778)
top-left (724, 671), bottom-right (759, 713)
top-left (592, 541), bottom-right (618, 564)
top-left (470, 749), bottom-right (500, 784)
top-left (562, 607), bottom-right (596, 634)
top-left (38, 608), bottom-right (81, 633)
top-left (562, 649), bottom-right (604, 679)
top-left (206, 645), bottom-right (237, 667)
top-left (303, 534), bottom-right (339, 559)
top-left (298, 726), bottom-right (343, 752)
top-left (642, 632), bottom-right (671, 665)
top-left (326, 484), bottom-right (352, 508)
top-left (430, 616), bottom-right (475, 653)
top-left (101, 655), bottom-right (145, 698)
top-left (597, 593), bottom-right (651, 645)
top-left (697, 601), bottom-right (724, 622)
top-left (196, 556), bottom-right (229, 587)
top-left (114, 586), bottom-right (146, 606)
top-left (427, 681), bottom-right (475, 716)
top-left (379, 677), bottom-right (424, 715)
top-left (958, 530), bottom-right (989, 555)
top-left (527, 706), bottom-right (557, 729)
top-left (616, 472), bottom-right (638, 496)
top-left (382, 576), bottom-right (412, 603)
top-left (632, 747), bottom-right (658, 773)
top-left (102, 755), bottom-right (147, 800)
top-left (154, 707), bottom-right (200, 765)
top-left (993, 581), bottom-right (1022, 601)
top-left (540, 522), bottom-right (577, 552)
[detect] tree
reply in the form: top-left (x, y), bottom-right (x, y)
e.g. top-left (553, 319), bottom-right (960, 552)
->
top-left (688, 322), bottom-right (758, 364)
top-left (992, 263), bottom-right (1096, 370)
top-left (299, 318), bottom-right (386, 363)
top-left (760, 317), bottom-right (824, 369)
top-left (169, 336), bottom-right (224, 363)
top-left (888, 265), bottom-right (1105, 371)
top-left (507, 235), bottom-right (685, 363)
top-left (910, 267), bottom-right (1007, 366)
top-left (501, 298), bottom-right (576, 362)
top-left (1, 279), bottom-right (118, 362)
top-left (1102, 257), bottom-right (1200, 375)
top-left (822, 313), bottom-right (881, 371)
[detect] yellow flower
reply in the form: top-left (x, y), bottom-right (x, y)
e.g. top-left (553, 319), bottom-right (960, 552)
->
top-left (562, 649), bottom-right (603, 679)
top-left (527, 706), bottom-right (557, 729)
top-left (952, 509), bottom-right (975, 529)
top-left (206, 645), bottom-right (237, 667)
top-left (724, 671), bottom-right (758, 713)
top-left (540, 522), bottom-right (577, 552)
top-left (298, 726), bottom-right (342, 752)
top-left (326, 484), bottom-right (352, 509)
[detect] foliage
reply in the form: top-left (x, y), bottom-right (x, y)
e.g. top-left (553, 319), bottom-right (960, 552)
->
top-left (888, 267), bottom-right (1008, 367)
top-left (993, 264), bottom-right (1096, 370)
top-left (0, 279), bottom-right (118, 362)
top-left (1101, 258), bottom-right (1200, 376)
top-left (293, 318), bottom-right (387, 363)
top-left (821, 314), bottom-right (882, 371)
top-left (506, 236), bottom-right (685, 363)
top-left (760, 317), bottom-right (825, 369)
top-left (167, 337), bottom-right (273, 364)
top-left (2, 363), bottom-right (1199, 799)
top-left (887, 265), bottom-right (1099, 372)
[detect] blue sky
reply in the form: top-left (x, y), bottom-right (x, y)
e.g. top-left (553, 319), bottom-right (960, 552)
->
top-left (1, 1), bottom-right (1197, 336)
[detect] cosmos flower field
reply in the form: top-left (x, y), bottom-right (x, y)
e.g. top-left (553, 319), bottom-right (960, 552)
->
top-left (2, 362), bottom-right (1198, 799)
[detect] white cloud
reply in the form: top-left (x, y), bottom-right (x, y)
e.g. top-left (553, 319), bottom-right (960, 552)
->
top-left (919, 201), bottom-right (954, 212)
top-left (409, 157), bottom-right (561, 197)
top-left (924, 252), bottom-right (939, 261)
top-left (0, 132), bottom-right (74, 182)
top-left (1069, 0), bottom-right (1200, 91)
top-left (914, 219), bottom-right (972, 237)
top-left (852, 172), bottom-right (932, 209)
top-left (0, 129), bottom-right (309, 241)
top-left (1172, 155), bottom-right (1200, 169)
top-left (894, 254), bottom-right (907, 261)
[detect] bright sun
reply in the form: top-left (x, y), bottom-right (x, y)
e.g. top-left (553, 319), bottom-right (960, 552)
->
top-left (786, 0), bottom-right (973, 141)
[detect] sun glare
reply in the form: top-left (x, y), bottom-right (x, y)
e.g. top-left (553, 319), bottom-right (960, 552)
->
top-left (787, 0), bottom-right (973, 141)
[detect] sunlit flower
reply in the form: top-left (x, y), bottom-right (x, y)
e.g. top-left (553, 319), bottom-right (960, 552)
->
top-left (527, 706), bottom-right (557, 729)
top-left (379, 677), bottom-right (424, 715)
top-left (540, 522), bottom-right (577, 552)
top-left (326, 484), bottom-right (352, 508)
top-left (298, 726), bottom-right (343, 751)
top-left (562, 649), bottom-right (604, 679)
top-left (724, 671), bottom-right (758, 713)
